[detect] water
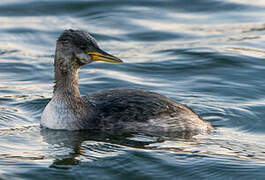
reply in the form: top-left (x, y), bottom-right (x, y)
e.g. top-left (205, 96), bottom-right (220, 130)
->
top-left (0, 0), bottom-right (265, 179)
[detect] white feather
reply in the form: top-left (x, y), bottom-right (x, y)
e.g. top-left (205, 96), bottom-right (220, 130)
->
top-left (41, 97), bottom-right (79, 130)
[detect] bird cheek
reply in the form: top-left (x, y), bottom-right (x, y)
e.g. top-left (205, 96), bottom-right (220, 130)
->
top-left (76, 52), bottom-right (92, 64)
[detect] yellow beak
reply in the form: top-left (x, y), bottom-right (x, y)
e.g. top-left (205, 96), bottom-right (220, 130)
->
top-left (87, 52), bottom-right (123, 63)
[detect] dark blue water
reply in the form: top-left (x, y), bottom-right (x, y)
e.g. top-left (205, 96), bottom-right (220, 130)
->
top-left (0, 0), bottom-right (265, 179)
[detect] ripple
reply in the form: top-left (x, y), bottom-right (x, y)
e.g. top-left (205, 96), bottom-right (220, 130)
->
top-left (82, 67), bottom-right (169, 87)
top-left (0, 0), bottom-right (265, 179)
top-left (125, 31), bottom-right (193, 42)
top-left (0, 105), bottom-right (30, 128)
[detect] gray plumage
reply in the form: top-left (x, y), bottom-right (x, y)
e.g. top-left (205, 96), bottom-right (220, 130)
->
top-left (41, 29), bottom-right (213, 137)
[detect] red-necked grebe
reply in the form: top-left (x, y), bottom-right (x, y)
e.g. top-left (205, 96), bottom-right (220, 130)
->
top-left (41, 29), bottom-right (212, 137)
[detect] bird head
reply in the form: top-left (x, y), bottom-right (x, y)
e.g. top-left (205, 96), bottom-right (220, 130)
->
top-left (55, 29), bottom-right (123, 69)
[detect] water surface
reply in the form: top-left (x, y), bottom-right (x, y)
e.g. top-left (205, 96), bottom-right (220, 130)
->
top-left (0, 0), bottom-right (265, 179)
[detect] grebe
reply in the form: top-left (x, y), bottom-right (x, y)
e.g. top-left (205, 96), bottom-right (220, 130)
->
top-left (41, 29), bottom-right (212, 136)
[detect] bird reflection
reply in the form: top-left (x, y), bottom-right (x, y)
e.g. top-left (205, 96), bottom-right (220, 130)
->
top-left (41, 128), bottom-right (198, 169)
top-left (40, 129), bottom-right (159, 169)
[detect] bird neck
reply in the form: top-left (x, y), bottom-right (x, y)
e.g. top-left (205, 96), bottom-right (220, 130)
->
top-left (53, 58), bottom-right (81, 99)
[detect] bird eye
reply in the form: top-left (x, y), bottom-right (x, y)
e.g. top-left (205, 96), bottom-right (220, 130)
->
top-left (80, 45), bottom-right (86, 50)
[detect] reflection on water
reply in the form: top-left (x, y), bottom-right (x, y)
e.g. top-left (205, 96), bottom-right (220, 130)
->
top-left (41, 129), bottom-right (144, 169)
top-left (39, 127), bottom-right (265, 171)
top-left (0, 0), bottom-right (265, 179)
top-left (0, 124), bottom-right (264, 179)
